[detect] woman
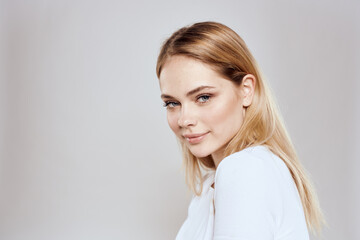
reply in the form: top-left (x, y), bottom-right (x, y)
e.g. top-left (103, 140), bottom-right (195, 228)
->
top-left (156, 21), bottom-right (326, 240)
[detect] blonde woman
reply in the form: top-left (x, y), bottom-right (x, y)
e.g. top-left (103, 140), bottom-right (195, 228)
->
top-left (156, 21), bottom-right (326, 240)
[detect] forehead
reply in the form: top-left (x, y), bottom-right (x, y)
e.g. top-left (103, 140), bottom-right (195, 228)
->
top-left (159, 56), bottom-right (228, 95)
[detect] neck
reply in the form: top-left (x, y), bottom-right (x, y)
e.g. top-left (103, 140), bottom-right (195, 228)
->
top-left (211, 150), bottom-right (224, 169)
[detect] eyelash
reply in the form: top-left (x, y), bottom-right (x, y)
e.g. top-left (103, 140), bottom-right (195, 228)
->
top-left (163, 94), bottom-right (212, 108)
top-left (163, 101), bottom-right (179, 108)
top-left (197, 94), bottom-right (211, 103)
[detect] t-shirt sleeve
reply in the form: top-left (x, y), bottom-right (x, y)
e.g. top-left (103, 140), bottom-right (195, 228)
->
top-left (213, 151), bottom-right (282, 240)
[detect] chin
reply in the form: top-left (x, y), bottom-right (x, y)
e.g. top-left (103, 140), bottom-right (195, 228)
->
top-left (188, 147), bottom-right (212, 159)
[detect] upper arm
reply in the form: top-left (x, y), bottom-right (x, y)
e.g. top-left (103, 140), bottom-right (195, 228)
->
top-left (213, 152), bottom-right (282, 240)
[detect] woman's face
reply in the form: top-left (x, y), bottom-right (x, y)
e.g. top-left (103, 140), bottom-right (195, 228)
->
top-left (159, 55), bottom-right (254, 163)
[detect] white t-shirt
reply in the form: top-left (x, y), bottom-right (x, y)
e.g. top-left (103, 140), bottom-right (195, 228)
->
top-left (176, 145), bottom-right (310, 240)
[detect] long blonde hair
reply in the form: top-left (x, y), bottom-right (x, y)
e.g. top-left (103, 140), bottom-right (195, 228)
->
top-left (156, 21), bottom-right (326, 236)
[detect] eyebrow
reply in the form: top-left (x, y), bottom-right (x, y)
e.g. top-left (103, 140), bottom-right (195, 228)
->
top-left (161, 86), bottom-right (215, 99)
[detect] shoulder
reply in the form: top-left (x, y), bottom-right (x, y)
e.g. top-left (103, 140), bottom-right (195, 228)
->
top-left (214, 145), bottom-right (288, 197)
top-left (215, 145), bottom-right (280, 178)
top-left (213, 146), bottom-right (285, 236)
top-left (212, 145), bottom-right (308, 238)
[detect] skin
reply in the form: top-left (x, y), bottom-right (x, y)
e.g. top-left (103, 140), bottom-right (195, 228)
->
top-left (159, 55), bottom-right (255, 169)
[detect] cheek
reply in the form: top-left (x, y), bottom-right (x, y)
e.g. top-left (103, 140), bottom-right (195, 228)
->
top-left (167, 112), bottom-right (180, 134)
top-left (206, 97), bottom-right (243, 131)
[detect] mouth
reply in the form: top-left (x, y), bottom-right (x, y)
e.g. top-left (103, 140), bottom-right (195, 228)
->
top-left (183, 132), bottom-right (209, 144)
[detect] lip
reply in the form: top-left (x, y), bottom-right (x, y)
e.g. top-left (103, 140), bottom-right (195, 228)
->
top-left (183, 132), bottom-right (209, 144)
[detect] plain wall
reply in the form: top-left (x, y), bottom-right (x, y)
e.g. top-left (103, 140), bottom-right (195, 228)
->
top-left (0, 0), bottom-right (6, 174)
top-left (0, 0), bottom-right (359, 239)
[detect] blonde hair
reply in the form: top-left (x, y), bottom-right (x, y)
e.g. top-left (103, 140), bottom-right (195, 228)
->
top-left (156, 21), bottom-right (326, 236)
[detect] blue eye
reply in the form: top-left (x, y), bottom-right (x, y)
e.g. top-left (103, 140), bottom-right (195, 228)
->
top-left (197, 95), bottom-right (211, 103)
top-left (163, 101), bottom-right (179, 108)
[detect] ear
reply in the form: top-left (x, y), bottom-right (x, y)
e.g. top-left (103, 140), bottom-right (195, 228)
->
top-left (241, 74), bottom-right (256, 107)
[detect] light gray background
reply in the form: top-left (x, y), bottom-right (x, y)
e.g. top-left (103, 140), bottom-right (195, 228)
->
top-left (0, 0), bottom-right (359, 239)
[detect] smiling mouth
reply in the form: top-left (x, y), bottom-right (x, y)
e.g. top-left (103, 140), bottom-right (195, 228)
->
top-left (184, 132), bottom-right (209, 144)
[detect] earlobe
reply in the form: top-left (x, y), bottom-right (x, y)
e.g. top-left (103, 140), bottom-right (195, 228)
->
top-left (241, 74), bottom-right (256, 107)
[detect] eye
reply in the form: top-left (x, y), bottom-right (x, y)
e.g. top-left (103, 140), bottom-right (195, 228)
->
top-left (163, 101), bottom-right (179, 108)
top-left (197, 94), bottom-right (211, 103)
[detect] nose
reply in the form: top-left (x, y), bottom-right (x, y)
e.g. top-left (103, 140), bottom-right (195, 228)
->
top-left (177, 105), bottom-right (197, 128)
